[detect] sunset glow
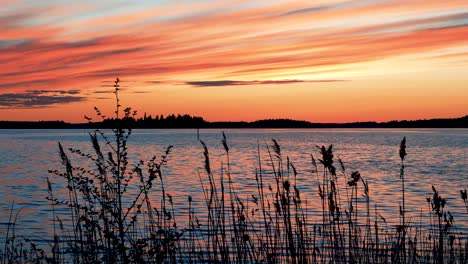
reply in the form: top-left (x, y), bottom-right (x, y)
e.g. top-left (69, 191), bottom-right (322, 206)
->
top-left (1, 0), bottom-right (467, 122)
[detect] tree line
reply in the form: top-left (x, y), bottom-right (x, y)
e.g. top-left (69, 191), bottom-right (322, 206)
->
top-left (0, 114), bottom-right (466, 129)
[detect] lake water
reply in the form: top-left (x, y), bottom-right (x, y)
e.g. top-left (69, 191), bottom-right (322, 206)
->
top-left (0, 128), bottom-right (467, 245)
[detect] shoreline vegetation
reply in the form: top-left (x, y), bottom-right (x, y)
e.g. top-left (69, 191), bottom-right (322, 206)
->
top-left (0, 115), bottom-right (467, 129)
top-left (1, 80), bottom-right (467, 263)
top-left (3, 128), bottom-right (468, 264)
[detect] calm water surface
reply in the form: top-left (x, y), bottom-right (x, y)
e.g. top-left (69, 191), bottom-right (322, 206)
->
top-left (0, 128), bottom-right (467, 243)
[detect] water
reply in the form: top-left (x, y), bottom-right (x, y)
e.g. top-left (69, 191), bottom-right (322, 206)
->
top-left (0, 128), bottom-right (467, 245)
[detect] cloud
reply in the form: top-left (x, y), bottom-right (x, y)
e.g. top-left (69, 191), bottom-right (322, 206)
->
top-left (0, 0), bottom-right (467, 96)
top-left (279, 1), bottom-right (357, 17)
top-left (0, 90), bottom-right (85, 108)
top-left (280, 6), bottom-right (330, 17)
top-left (186, 79), bottom-right (346, 87)
top-left (93, 90), bottom-right (112, 94)
top-left (28, 89), bottom-right (81, 95)
top-left (144, 80), bottom-right (163, 84)
top-left (131, 91), bottom-right (152, 94)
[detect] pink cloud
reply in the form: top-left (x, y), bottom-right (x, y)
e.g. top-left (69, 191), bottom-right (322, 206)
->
top-left (0, 0), bottom-right (467, 96)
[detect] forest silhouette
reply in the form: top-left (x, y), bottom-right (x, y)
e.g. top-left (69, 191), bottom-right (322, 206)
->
top-left (0, 115), bottom-right (467, 129)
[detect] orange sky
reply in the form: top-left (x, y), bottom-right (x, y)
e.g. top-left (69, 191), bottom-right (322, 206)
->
top-left (1, 0), bottom-right (467, 123)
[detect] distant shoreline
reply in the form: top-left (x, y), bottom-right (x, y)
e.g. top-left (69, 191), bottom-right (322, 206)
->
top-left (1, 115), bottom-right (466, 129)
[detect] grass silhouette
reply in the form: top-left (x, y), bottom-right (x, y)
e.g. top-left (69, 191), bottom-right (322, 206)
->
top-left (1, 78), bottom-right (467, 263)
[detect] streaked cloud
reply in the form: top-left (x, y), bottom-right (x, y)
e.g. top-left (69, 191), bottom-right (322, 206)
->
top-left (0, 0), bottom-right (467, 95)
top-left (187, 79), bottom-right (346, 87)
top-left (0, 90), bottom-right (85, 108)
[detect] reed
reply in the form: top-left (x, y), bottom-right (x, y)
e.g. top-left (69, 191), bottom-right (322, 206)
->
top-left (1, 78), bottom-right (467, 263)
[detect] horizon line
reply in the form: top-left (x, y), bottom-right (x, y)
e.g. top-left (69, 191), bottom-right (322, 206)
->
top-left (1, 114), bottom-right (466, 125)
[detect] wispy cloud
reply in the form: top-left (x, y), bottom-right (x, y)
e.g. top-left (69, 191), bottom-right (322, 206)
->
top-left (0, 90), bottom-right (85, 108)
top-left (130, 90), bottom-right (152, 94)
top-left (93, 90), bottom-right (112, 94)
top-left (28, 89), bottom-right (81, 95)
top-left (186, 79), bottom-right (346, 87)
top-left (0, 0), bottom-right (467, 105)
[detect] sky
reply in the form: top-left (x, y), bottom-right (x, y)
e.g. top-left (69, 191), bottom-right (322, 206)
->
top-left (1, 0), bottom-right (467, 123)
